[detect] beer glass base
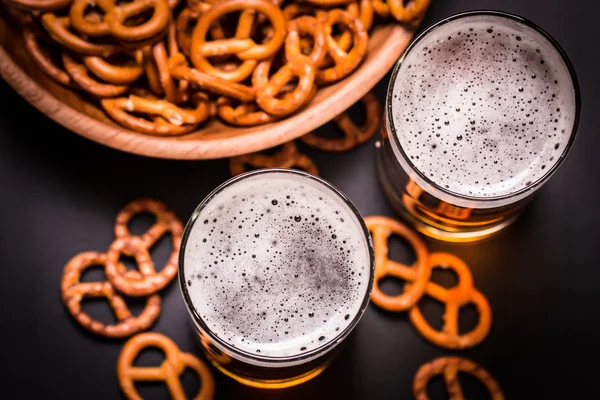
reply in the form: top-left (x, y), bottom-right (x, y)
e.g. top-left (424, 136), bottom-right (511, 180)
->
top-left (209, 360), bottom-right (329, 389)
top-left (393, 206), bottom-right (519, 243)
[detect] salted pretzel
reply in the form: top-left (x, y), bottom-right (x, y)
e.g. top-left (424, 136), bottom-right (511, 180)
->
top-left (316, 9), bottom-right (368, 84)
top-left (101, 94), bottom-right (206, 135)
top-left (103, 0), bottom-right (170, 42)
top-left (6, 0), bottom-right (72, 11)
top-left (364, 216), bottom-right (430, 311)
top-left (62, 52), bottom-right (129, 97)
top-left (414, 357), bottom-right (504, 400)
top-left (301, 91), bottom-right (380, 151)
top-left (216, 97), bottom-right (277, 126)
top-left (82, 51), bottom-right (144, 84)
top-left (170, 64), bottom-right (255, 102)
top-left (118, 332), bottom-right (215, 400)
top-left (61, 251), bottom-right (161, 338)
top-left (23, 27), bottom-right (72, 86)
top-left (254, 58), bottom-right (315, 116)
top-left (229, 141), bottom-right (319, 176)
top-left (40, 13), bottom-right (118, 56)
top-left (407, 253), bottom-right (492, 349)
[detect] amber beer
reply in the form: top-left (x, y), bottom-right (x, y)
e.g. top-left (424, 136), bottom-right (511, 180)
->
top-left (178, 169), bottom-right (374, 388)
top-left (378, 11), bottom-right (580, 242)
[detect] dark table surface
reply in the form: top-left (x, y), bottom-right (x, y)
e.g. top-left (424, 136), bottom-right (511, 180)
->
top-left (1, 0), bottom-right (598, 398)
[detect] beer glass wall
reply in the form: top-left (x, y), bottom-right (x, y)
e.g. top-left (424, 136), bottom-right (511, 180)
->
top-left (378, 11), bottom-right (580, 242)
top-left (179, 169), bottom-right (374, 388)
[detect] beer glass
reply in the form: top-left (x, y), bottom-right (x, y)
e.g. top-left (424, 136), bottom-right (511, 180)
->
top-left (179, 169), bottom-right (374, 388)
top-left (378, 11), bottom-right (581, 242)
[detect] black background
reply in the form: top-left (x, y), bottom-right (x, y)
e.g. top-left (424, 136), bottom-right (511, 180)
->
top-left (1, 0), bottom-right (598, 398)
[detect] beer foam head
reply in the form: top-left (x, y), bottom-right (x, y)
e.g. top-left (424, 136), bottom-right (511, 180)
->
top-left (391, 14), bottom-right (577, 198)
top-left (182, 171), bottom-right (371, 358)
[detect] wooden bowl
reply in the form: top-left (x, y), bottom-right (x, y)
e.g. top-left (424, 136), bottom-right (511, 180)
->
top-left (0, 13), bottom-right (419, 160)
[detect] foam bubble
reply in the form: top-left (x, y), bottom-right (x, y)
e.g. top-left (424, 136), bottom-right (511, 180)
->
top-left (183, 172), bottom-right (371, 357)
top-left (391, 14), bottom-right (576, 197)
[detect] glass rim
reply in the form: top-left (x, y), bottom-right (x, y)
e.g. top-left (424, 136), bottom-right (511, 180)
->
top-left (386, 9), bottom-right (582, 205)
top-left (178, 168), bottom-right (375, 366)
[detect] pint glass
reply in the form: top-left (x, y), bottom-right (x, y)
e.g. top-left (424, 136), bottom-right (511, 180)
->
top-left (378, 11), bottom-right (580, 242)
top-left (179, 169), bottom-right (374, 388)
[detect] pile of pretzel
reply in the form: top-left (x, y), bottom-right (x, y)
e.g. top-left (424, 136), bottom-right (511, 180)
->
top-left (3, 0), bottom-right (429, 135)
top-left (61, 199), bottom-right (182, 338)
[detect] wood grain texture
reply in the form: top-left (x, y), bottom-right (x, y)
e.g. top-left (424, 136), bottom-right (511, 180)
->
top-left (0, 14), bottom-right (420, 160)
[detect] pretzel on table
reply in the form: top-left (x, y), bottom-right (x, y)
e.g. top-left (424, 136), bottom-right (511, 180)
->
top-left (364, 216), bottom-right (431, 311)
top-left (118, 332), bottom-right (215, 400)
top-left (407, 252), bottom-right (492, 349)
top-left (301, 91), bottom-right (380, 151)
top-left (414, 356), bottom-right (504, 400)
top-left (229, 141), bottom-right (318, 176)
top-left (61, 251), bottom-right (161, 338)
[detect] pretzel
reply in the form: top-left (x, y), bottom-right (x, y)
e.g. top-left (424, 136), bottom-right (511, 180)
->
top-left (82, 52), bottom-right (144, 84)
top-left (61, 252), bottom-right (161, 338)
top-left (196, 0), bottom-right (285, 60)
top-left (407, 253), bottom-right (492, 349)
top-left (302, 0), bottom-right (354, 5)
top-left (301, 91), bottom-right (380, 151)
top-left (282, 3), bottom-right (317, 20)
top-left (62, 52), bottom-right (129, 97)
top-left (23, 27), bottom-right (72, 86)
top-left (387, 0), bottom-right (430, 23)
top-left (175, 6), bottom-right (200, 56)
top-left (69, 0), bottom-right (113, 37)
top-left (103, 236), bottom-right (171, 296)
top-left (140, 46), bottom-right (163, 95)
top-left (363, 216), bottom-right (430, 311)
top-left (152, 40), bottom-right (187, 104)
top-left (285, 16), bottom-right (327, 66)
top-left (102, 93), bottom-right (207, 134)
top-left (190, 0), bottom-right (286, 82)
top-left (229, 141), bottom-right (319, 176)
top-left (115, 198), bottom-right (183, 253)
top-left (316, 9), bottom-right (368, 84)
top-left (104, 0), bottom-right (170, 41)
top-left (118, 332), bottom-right (215, 400)
top-left (216, 97), bottom-right (277, 126)
top-left (171, 64), bottom-right (255, 102)
top-left (254, 59), bottom-right (315, 116)
top-left (41, 13), bottom-right (118, 56)
top-left (338, 0), bottom-right (373, 51)
top-left (7, 0), bottom-right (72, 12)
top-left (414, 357), bottom-right (504, 400)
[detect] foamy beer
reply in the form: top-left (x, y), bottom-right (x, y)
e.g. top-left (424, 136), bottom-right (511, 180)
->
top-left (379, 11), bottom-right (581, 242)
top-left (179, 169), bottom-right (374, 388)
